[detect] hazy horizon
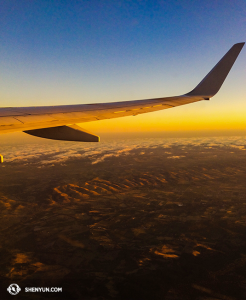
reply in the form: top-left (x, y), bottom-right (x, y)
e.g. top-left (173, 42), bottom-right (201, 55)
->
top-left (0, 129), bottom-right (246, 144)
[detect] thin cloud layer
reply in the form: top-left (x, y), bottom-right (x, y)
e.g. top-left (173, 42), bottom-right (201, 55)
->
top-left (1, 136), bottom-right (245, 166)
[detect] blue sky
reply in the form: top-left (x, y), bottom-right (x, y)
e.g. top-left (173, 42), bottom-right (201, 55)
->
top-left (0, 0), bottom-right (245, 137)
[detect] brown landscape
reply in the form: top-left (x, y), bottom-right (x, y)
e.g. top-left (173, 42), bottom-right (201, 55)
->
top-left (0, 137), bottom-right (246, 300)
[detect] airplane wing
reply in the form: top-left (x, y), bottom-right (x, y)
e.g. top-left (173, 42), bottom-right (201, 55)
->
top-left (0, 42), bottom-right (244, 142)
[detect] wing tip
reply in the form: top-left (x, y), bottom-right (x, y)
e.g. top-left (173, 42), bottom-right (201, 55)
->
top-left (232, 42), bottom-right (245, 51)
top-left (186, 42), bottom-right (244, 98)
top-left (234, 42), bottom-right (245, 46)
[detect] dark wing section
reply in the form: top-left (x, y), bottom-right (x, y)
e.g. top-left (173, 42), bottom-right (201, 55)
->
top-left (186, 42), bottom-right (245, 98)
top-left (25, 124), bottom-right (99, 142)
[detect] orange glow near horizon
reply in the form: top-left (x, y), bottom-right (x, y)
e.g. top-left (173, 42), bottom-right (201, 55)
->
top-left (0, 97), bottom-right (245, 144)
top-left (0, 112), bottom-right (245, 145)
top-left (81, 104), bottom-right (246, 133)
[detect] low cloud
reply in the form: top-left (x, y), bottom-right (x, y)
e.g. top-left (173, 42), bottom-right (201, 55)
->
top-left (1, 136), bottom-right (245, 166)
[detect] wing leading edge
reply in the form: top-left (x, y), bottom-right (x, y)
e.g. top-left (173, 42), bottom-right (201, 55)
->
top-left (0, 43), bottom-right (244, 141)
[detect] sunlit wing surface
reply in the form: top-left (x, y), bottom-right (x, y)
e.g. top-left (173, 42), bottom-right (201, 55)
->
top-left (0, 43), bottom-right (244, 141)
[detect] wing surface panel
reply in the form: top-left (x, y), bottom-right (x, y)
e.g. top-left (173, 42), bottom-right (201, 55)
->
top-left (0, 96), bottom-right (202, 133)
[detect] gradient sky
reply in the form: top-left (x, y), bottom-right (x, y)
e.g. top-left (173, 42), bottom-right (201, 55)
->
top-left (0, 0), bottom-right (245, 139)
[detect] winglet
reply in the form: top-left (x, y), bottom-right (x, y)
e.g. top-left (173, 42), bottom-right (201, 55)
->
top-left (186, 42), bottom-right (245, 98)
